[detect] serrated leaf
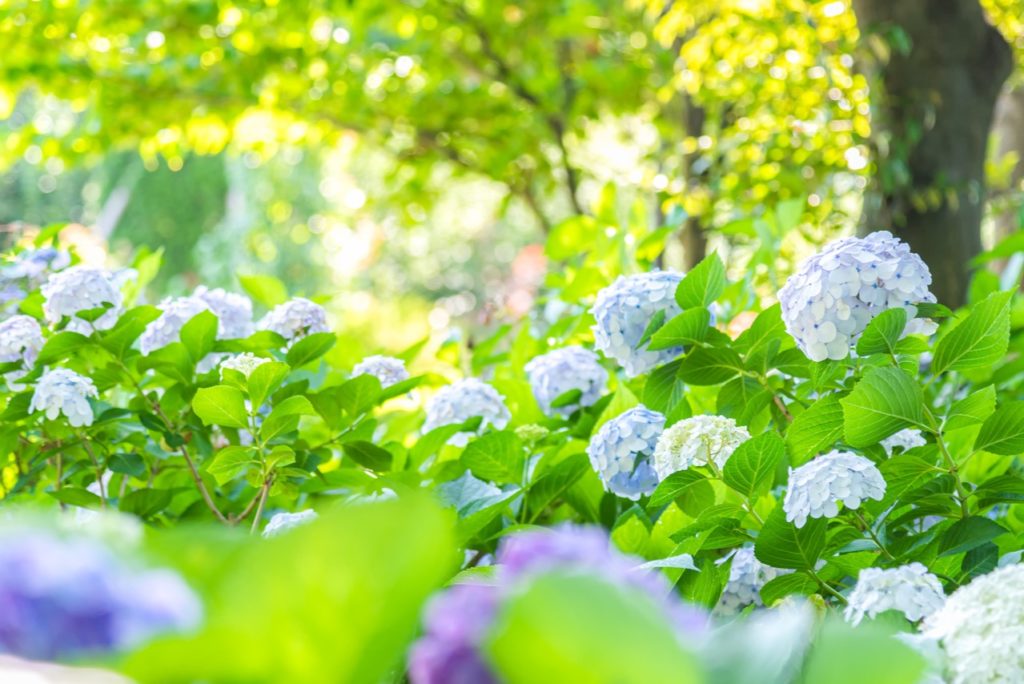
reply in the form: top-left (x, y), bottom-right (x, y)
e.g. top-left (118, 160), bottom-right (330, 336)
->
top-left (974, 401), bottom-right (1024, 455)
top-left (945, 385), bottom-right (997, 432)
top-left (636, 309), bottom-right (667, 349)
top-left (260, 395), bottom-right (317, 442)
top-left (648, 309), bottom-right (710, 351)
top-left (119, 488), bottom-right (173, 517)
top-left (840, 366), bottom-right (923, 448)
top-left (938, 516), bottom-right (1007, 556)
top-left (107, 452), bottom-right (146, 478)
top-left (286, 332), bottom-right (336, 368)
top-left (98, 306), bottom-right (162, 358)
top-left (675, 252), bottom-right (726, 309)
top-left (648, 470), bottom-right (709, 508)
top-left (760, 572), bottom-right (818, 606)
top-left (36, 331), bottom-right (91, 366)
top-left (642, 360), bottom-right (686, 414)
top-left (527, 453), bottom-right (589, 517)
top-left (855, 308), bottom-right (906, 357)
top-left (180, 310), bottom-right (219, 363)
top-left (786, 395), bottom-right (844, 465)
top-left (932, 290), bottom-right (1013, 374)
top-left (342, 441), bottom-right (392, 472)
top-left (207, 446), bottom-right (259, 484)
top-left (677, 346), bottom-right (743, 385)
top-left (192, 385), bottom-right (249, 429)
top-left (754, 506), bottom-right (826, 570)
top-left (49, 487), bottom-right (102, 508)
top-left (247, 361), bottom-right (290, 409)
top-left (722, 431), bottom-right (785, 498)
top-left (461, 431), bottom-right (525, 484)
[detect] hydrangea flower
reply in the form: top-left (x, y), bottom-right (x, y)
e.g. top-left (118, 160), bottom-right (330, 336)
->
top-left (41, 266), bottom-right (124, 333)
top-left (653, 415), bottom-right (750, 479)
top-left (922, 564), bottom-right (1024, 684)
top-left (219, 353), bottom-right (270, 379)
top-left (591, 272), bottom-right (685, 377)
top-left (3, 246), bottom-right (70, 282)
top-left (586, 406), bottom-right (665, 500)
top-left (778, 231), bottom-right (937, 362)
top-left (262, 509), bottom-right (318, 538)
top-left (783, 450), bottom-right (886, 528)
top-left (352, 355), bottom-right (410, 389)
top-left (259, 297), bottom-right (329, 342)
top-left (0, 526), bottom-right (201, 660)
top-left (422, 379), bottom-right (511, 447)
top-left (881, 428), bottom-right (927, 456)
top-left (0, 315), bottom-right (43, 366)
top-left (716, 547), bottom-right (789, 614)
top-left (139, 296), bottom-right (210, 355)
top-left (193, 286), bottom-right (253, 340)
top-left (844, 563), bottom-right (945, 626)
top-left (523, 346), bottom-right (608, 416)
top-left (30, 368), bottom-right (98, 427)
top-left (408, 525), bottom-right (707, 684)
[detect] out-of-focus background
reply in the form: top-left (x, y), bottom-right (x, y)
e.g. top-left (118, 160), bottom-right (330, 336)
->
top-left (1, 0), bottom-right (1022, 351)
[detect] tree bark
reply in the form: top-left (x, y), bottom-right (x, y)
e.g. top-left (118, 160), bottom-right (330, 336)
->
top-left (852, 0), bottom-right (1012, 308)
top-left (680, 95), bottom-right (708, 271)
top-left (993, 85), bottom-right (1024, 244)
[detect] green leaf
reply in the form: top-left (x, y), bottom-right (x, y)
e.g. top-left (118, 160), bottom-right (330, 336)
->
top-left (107, 452), bottom-right (146, 478)
top-left (409, 417), bottom-right (482, 466)
top-left (550, 388), bottom-right (583, 410)
top-left (286, 332), bottom-right (336, 368)
top-left (675, 251), bottom-right (726, 309)
top-left (527, 453), bottom-right (589, 517)
top-left (461, 431), bottom-right (525, 484)
top-left (338, 374), bottom-right (383, 416)
top-left (138, 342), bottom-right (193, 384)
top-left (98, 306), bottom-right (162, 358)
top-left (677, 346), bottom-right (743, 385)
top-left (36, 331), bottom-right (91, 365)
top-left (938, 516), bottom-right (1008, 557)
top-left (487, 573), bottom-right (700, 684)
top-left (238, 274), bottom-right (288, 308)
top-left (961, 542), bottom-right (998, 580)
top-left (642, 360), bottom-right (687, 414)
top-left (648, 470), bottom-right (710, 509)
top-left (636, 309), bottom-right (667, 349)
top-left (759, 572), bottom-right (818, 606)
top-left (754, 506), bottom-right (827, 570)
top-left (49, 487), bottom-right (102, 508)
top-left (974, 401), bottom-right (1024, 455)
top-left (932, 290), bottom-right (1013, 374)
top-left (786, 394), bottom-right (844, 465)
top-left (647, 309), bottom-right (710, 351)
top-left (119, 488), bottom-right (173, 518)
top-left (593, 385), bottom-right (639, 433)
top-left (207, 446), bottom-right (259, 485)
top-left (180, 310), bottom-right (219, 363)
top-left (855, 308), bottom-right (906, 357)
top-left (801, 619), bottom-right (925, 684)
top-left (840, 366), bottom-right (923, 448)
top-left (945, 386), bottom-right (997, 432)
top-left (342, 441), bottom-right (393, 472)
top-left (260, 395), bottom-right (317, 442)
top-left (192, 385), bottom-right (249, 429)
top-left (247, 361), bottom-right (290, 409)
top-left (723, 431), bottom-right (784, 498)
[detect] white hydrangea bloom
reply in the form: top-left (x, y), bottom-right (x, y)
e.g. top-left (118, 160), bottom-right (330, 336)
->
top-left (352, 355), bottom-right (410, 389)
top-left (219, 353), bottom-right (271, 379)
top-left (41, 266), bottom-right (123, 333)
top-left (30, 368), bottom-right (98, 427)
top-left (653, 415), bottom-right (750, 479)
top-left (778, 231), bottom-right (937, 362)
top-left (523, 346), bottom-right (608, 416)
top-left (259, 297), bottom-right (329, 342)
top-left (586, 406), bottom-right (665, 500)
top-left (881, 428), bottom-right (927, 456)
top-left (844, 563), bottom-right (945, 626)
top-left (716, 547), bottom-right (789, 614)
top-left (262, 509), bottom-right (318, 538)
top-left (591, 271), bottom-right (685, 377)
top-left (922, 564), bottom-right (1024, 684)
top-left (193, 286), bottom-right (253, 340)
top-left (139, 296), bottom-right (210, 355)
top-left (3, 246), bottom-right (71, 281)
top-left (422, 378), bottom-right (511, 447)
top-left (783, 450), bottom-right (886, 528)
top-left (0, 315), bottom-right (43, 365)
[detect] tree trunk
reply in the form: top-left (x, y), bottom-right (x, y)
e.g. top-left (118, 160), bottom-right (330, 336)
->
top-left (680, 95), bottom-right (708, 271)
top-left (993, 85), bottom-right (1024, 243)
top-left (852, 0), bottom-right (1012, 308)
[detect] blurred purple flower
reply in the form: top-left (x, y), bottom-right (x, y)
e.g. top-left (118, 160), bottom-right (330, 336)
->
top-left (408, 583), bottom-right (499, 684)
top-left (0, 529), bottom-right (201, 661)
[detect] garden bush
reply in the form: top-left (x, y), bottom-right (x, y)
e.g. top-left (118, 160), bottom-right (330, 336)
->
top-left (1, 223), bottom-right (1023, 684)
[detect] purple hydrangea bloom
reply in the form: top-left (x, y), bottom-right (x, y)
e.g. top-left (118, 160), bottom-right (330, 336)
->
top-left (408, 525), bottom-right (706, 684)
top-left (0, 528), bottom-right (201, 661)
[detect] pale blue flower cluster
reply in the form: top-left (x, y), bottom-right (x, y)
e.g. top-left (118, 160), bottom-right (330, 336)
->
top-left (41, 266), bottom-right (124, 333)
top-left (139, 295), bottom-right (210, 355)
top-left (524, 345), bottom-right (608, 416)
top-left (352, 355), bottom-right (410, 388)
top-left (783, 450), bottom-right (886, 527)
top-left (194, 286), bottom-right (254, 340)
top-left (259, 297), bottom-right (329, 342)
top-left (591, 271), bottom-right (684, 377)
top-left (586, 406), bottom-right (665, 500)
top-left (778, 231), bottom-right (937, 362)
top-left (423, 378), bottom-right (511, 447)
top-left (30, 368), bottom-right (98, 427)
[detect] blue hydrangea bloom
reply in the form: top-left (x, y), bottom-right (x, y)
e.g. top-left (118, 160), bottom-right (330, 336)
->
top-left (586, 406), bottom-right (665, 500)
top-left (523, 346), bottom-right (608, 417)
top-left (591, 272), bottom-right (685, 377)
top-left (0, 527), bottom-right (201, 660)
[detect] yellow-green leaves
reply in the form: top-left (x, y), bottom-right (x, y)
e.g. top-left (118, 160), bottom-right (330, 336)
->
top-left (932, 290), bottom-right (1013, 374)
top-left (840, 367), bottom-right (923, 448)
top-left (192, 385), bottom-right (248, 429)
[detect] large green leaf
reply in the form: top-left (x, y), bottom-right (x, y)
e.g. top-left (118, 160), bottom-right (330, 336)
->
top-left (754, 506), bottom-right (826, 570)
top-left (786, 394), bottom-right (844, 465)
top-left (945, 385), bottom-right (997, 432)
top-left (723, 431), bottom-right (785, 498)
top-left (247, 361), bottom-right (290, 410)
top-left (342, 441), bottom-right (393, 472)
top-left (932, 290), bottom-right (1013, 374)
top-left (648, 309), bottom-right (710, 350)
top-left (855, 308), bottom-right (906, 357)
top-left (840, 366), bottom-right (923, 448)
top-left (675, 251), bottom-right (726, 310)
top-left (461, 430), bottom-right (525, 484)
top-left (180, 310), bottom-right (219, 364)
top-left (801, 619), bottom-right (925, 684)
top-left (677, 347), bottom-right (743, 386)
top-left (286, 332), bottom-right (337, 368)
top-left (938, 516), bottom-right (1008, 557)
top-left (192, 385), bottom-right (249, 429)
top-left (974, 401), bottom-right (1024, 455)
